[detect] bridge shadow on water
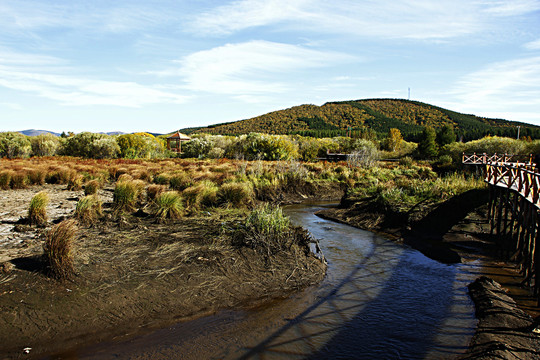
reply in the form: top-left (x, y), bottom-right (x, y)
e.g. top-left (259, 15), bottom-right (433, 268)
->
top-left (238, 231), bottom-right (475, 360)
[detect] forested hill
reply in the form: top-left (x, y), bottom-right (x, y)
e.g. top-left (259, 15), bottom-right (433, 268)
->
top-left (182, 99), bottom-right (540, 141)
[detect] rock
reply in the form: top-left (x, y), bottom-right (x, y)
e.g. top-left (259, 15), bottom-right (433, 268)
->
top-left (0, 262), bottom-right (14, 274)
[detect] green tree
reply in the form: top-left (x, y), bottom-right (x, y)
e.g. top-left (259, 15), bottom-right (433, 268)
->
top-left (436, 125), bottom-right (456, 147)
top-left (417, 126), bottom-right (438, 158)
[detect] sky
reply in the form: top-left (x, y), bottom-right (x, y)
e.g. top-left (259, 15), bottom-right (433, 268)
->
top-left (1, 0), bottom-right (540, 134)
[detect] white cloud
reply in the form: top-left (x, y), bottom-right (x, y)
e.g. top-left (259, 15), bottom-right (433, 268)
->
top-left (0, 48), bottom-right (189, 107)
top-left (168, 40), bottom-right (355, 97)
top-left (447, 56), bottom-right (540, 123)
top-left (524, 39), bottom-right (540, 50)
top-left (190, 0), bottom-right (539, 39)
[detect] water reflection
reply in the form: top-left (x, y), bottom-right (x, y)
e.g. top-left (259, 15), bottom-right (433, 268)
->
top-left (54, 203), bottom-right (478, 359)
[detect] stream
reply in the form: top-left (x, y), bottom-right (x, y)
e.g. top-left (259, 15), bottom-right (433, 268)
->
top-left (50, 202), bottom-right (481, 359)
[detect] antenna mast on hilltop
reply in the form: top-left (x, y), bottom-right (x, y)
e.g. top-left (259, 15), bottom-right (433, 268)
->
top-left (408, 87), bottom-right (410, 100)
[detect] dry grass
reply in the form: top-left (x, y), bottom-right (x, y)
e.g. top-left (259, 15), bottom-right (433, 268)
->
top-left (154, 191), bottom-right (184, 221)
top-left (28, 191), bottom-right (49, 226)
top-left (43, 219), bottom-right (77, 280)
top-left (75, 195), bottom-right (102, 225)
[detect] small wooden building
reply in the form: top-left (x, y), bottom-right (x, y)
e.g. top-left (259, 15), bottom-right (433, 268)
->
top-left (166, 132), bottom-right (191, 153)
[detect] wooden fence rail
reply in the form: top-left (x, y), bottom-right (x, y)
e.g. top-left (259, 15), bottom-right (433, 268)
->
top-left (463, 153), bottom-right (540, 304)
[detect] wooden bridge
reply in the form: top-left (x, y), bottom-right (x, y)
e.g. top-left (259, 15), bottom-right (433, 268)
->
top-left (462, 153), bottom-right (540, 304)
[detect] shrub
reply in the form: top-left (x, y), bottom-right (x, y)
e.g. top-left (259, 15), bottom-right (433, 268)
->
top-left (0, 132), bottom-right (31, 158)
top-left (28, 191), bottom-right (49, 226)
top-left (153, 173), bottom-right (170, 185)
top-left (154, 191), bottom-right (183, 221)
top-left (218, 182), bottom-right (254, 207)
top-left (31, 133), bottom-right (60, 157)
top-left (347, 140), bottom-right (378, 168)
top-left (84, 179), bottom-right (100, 196)
top-left (75, 195), bottom-right (102, 225)
top-left (42, 219), bottom-right (77, 280)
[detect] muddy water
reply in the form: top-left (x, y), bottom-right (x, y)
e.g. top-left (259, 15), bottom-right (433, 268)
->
top-left (49, 203), bottom-right (481, 359)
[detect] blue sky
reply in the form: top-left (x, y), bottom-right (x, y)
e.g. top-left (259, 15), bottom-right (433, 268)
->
top-left (1, 0), bottom-right (540, 133)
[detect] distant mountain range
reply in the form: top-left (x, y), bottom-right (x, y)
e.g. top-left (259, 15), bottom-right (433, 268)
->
top-left (16, 130), bottom-right (128, 137)
top-left (182, 99), bottom-right (540, 141)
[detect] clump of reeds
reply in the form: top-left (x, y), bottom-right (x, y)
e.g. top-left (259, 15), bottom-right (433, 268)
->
top-left (169, 172), bottom-right (192, 191)
top-left (113, 179), bottom-right (145, 213)
top-left (84, 179), bottom-right (100, 196)
top-left (28, 191), bottom-right (49, 226)
top-left (67, 174), bottom-right (84, 190)
top-left (154, 191), bottom-right (183, 221)
top-left (11, 171), bottom-right (28, 189)
top-left (218, 182), bottom-right (254, 207)
top-left (146, 184), bottom-right (167, 201)
top-left (237, 204), bottom-right (294, 256)
top-left (0, 170), bottom-right (14, 190)
top-left (153, 173), bottom-right (170, 185)
top-left (43, 219), bottom-right (77, 280)
top-left (75, 195), bottom-right (102, 225)
top-left (27, 168), bottom-right (46, 185)
top-left (182, 180), bottom-right (219, 210)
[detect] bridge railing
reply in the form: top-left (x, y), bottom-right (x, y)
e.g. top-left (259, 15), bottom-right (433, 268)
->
top-left (462, 152), bottom-right (533, 165)
top-left (484, 161), bottom-right (540, 207)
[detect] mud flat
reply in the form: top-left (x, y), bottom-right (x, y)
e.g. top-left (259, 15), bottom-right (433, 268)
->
top-left (0, 185), bottom-right (326, 359)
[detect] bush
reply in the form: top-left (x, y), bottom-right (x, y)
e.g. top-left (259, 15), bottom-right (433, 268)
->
top-left (61, 132), bottom-right (119, 158)
top-left (347, 139), bottom-right (378, 168)
top-left (154, 191), bottom-right (183, 221)
top-left (218, 182), bottom-right (254, 207)
top-left (43, 219), bottom-right (77, 280)
top-left (117, 133), bottom-right (166, 159)
top-left (75, 195), bottom-right (102, 225)
top-left (31, 133), bottom-right (60, 157)
top-left (0, 132), bottom-right (31, 158)
top-left (28, 191), bottom-right (49, 226)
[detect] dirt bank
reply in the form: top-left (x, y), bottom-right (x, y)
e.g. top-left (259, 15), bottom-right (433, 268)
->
top-left (0, 185), bottom-right (328, 359)
top-left (463, 277), bottom-right (540, 359)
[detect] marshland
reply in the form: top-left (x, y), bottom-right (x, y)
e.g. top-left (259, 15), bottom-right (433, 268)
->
top-left (1, 131), bottom-right (540, 358)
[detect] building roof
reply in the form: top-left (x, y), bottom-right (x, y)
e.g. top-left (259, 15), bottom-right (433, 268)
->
top-left (166, 131), bottom-right (191, 140)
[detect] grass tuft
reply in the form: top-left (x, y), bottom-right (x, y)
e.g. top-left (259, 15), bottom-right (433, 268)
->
top-left (154, 191), bottom-right (184, 221)
top-left (218, 182), bottom-right (254, 207)
top-left (113, 180), bottom-right (145, 214)
top-left (84, 179), bottom-right (100, 196)
top-left (43, 219), bottom-right (77, 280)
top-left (28, 191), bottom-right (49, 226)
top-left (75, 195), bottom-right (102, 225)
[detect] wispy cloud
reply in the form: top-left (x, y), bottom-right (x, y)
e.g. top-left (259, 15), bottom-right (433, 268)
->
top-left (524, 39), bottom-right (540, 50)
top-left (190, 0), bottom-right (539, 39)
top-left (157, 40), bottom-right (355, 98)
top-left (448, 56), bottom-right (540, 122)
top-left (0, 48), bottom-right (189, 107)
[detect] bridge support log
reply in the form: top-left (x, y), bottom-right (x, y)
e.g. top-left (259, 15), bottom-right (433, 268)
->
top-left (487, 184), bottom-right (540, 306)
